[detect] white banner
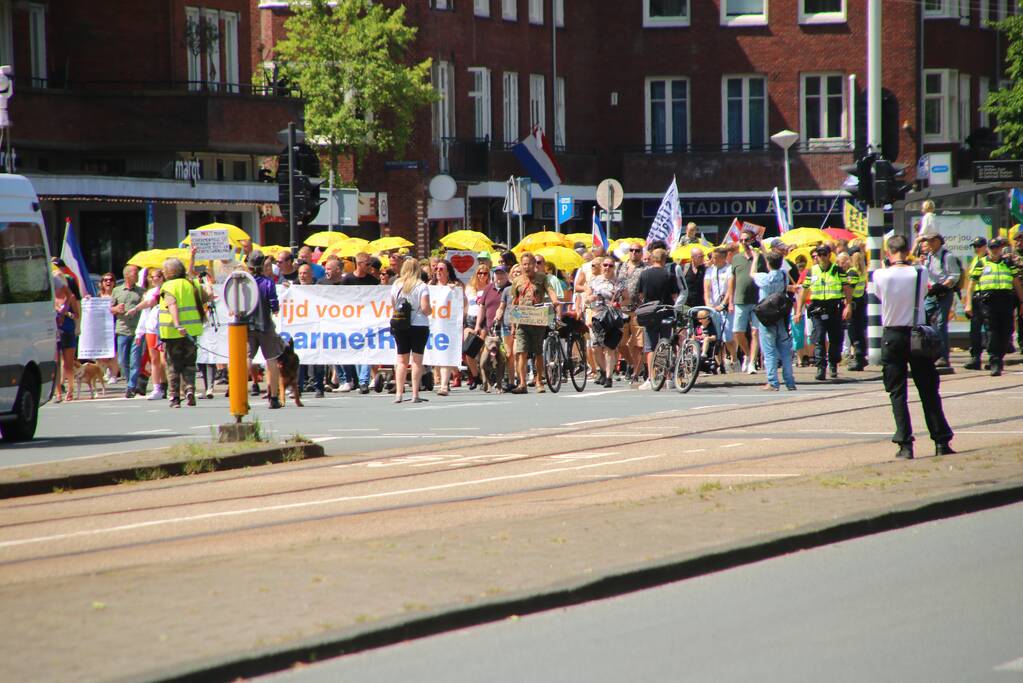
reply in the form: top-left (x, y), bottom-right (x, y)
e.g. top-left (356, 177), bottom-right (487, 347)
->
top-left (197, 284), bottom-right (464, 366)
top-left (189, 229), bottom-right (233, 261)
top-left (78, 296), bottom-right (116, 359)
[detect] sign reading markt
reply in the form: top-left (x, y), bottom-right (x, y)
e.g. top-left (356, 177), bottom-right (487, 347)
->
top-left (973, 160), bottom-right (1023, 183)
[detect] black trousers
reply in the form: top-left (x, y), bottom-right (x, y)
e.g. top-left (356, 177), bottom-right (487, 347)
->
top-left (881, 327), bottom-right (953, 447)
top-left (981, 291), bottom-right (1017, 362)
top-left (969, 294), bottom-right (986, 359)
top-left (810, 301), bottom-right (844, 369)
top-left (849, 296), bottom-right (867, 363)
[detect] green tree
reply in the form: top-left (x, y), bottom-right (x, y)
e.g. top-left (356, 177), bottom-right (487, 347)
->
top-left (985, 15), bottom-right (1023, 158)
top-left (274, 0), bottom-right (435, 174)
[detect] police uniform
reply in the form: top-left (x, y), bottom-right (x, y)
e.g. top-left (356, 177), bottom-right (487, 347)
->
top-left (844, 265), bottom-right (867, 370)
top-left (968, 238), bottom-right (1023, 376)
top-left (964, 238), bottom-right (988, 368)
top-left (806, 247), bottom-right (851, 380)
top-left (1011, 239), bottom-right (1023, 350)
top-left (159, 275), bottom-right (204, 405)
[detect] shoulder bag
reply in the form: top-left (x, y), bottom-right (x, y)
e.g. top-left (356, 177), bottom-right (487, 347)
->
top-left (390, 289), bottom-right (413, 331)
top-left (910, 267), bottom-right (942, 361)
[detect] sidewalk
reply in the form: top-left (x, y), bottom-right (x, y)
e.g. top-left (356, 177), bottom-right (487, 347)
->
top-left (2, 435), bottom-right (1021, 682)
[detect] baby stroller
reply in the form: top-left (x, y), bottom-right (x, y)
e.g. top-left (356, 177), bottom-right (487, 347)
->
top-left (672, 305), bottom-right (724, 393)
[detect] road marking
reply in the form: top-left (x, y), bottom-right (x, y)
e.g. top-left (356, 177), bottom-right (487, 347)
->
top-left (128, 429), bottom-right (173, 435)
top-left (564, 389), bottom-right (630, 398)
top-left (683, 448), bottom-right (706, 453)
top-left (310, 436), bottom-right (342, 444)
top-left (994, 656), bottom-right (1023, 672)
top-left (719, 443), bottom-right (745, 449)
top-left (188, 425), bottom-right (218, 430)
top-left (431, 427), bottom-right (481, 431)
top-left (561, 418), bottom-right (615, 426)
top-left (690, 403), bottom-right (737, 410)
top-left (408, 401), bottom-right (503, 411)
top-left (555, 433), bottom-right (663, 438)
top-left (328, 428), bottom-right (379, 432)
top-left (956, 430), bottom-right (1023, 434)
top-left (0, 454), bottom-right (664, 550)
top-left (548, 451), bottom-right (620, 461)
top-left (644, 473), bottom-right (799, 479)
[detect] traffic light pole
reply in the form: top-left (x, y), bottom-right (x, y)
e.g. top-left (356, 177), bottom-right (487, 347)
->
top-left (866, 0), bottom-right (883, 367)
top-left (287, 122), bottom-right (297, 250)
top-left (866, 207), bottom-right (885, 367)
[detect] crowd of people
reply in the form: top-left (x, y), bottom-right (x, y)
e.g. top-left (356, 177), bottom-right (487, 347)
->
top-left (50, 219), bottom-right (1023, 432)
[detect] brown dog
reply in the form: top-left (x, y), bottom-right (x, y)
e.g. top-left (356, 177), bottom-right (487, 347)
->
top-left (275, 338), bottom-right (303, 407)
top-left (479, 335), bottom-right (507, 393)
top-left (73, 361), bottom-right (107, 399)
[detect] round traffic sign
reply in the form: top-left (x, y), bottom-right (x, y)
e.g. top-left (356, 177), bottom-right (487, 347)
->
top-left (223, 271), bottom-right (260, 318)
top-left (596, 178), bottom-right (624, 211)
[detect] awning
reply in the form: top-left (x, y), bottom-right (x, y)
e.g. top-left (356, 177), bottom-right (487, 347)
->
top-left (27, 174), bottom-right (278, 205)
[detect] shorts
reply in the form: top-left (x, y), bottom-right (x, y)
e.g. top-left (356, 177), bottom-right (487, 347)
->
top-left (393, 325), bottom-right (429, 356)
top-left (248, 327), bottom-right (287, 361)
top-left (733, 303), bottom-right (755, 334)
top-left (496, 324), bottom-right (512, 338)
top-left (618, 313), bottom-right (644, 349)
top-left (58, 330), bottom-right (78, 350)
top-left (514, 324), bottom-right (546, 357)
top-left (715, 308), bottom-right (734, 342)
top-left (643, 323), bottom-right (672, 353)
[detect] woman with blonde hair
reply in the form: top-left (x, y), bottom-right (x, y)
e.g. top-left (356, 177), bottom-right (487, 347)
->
top-left (391, 258), bottom-right (433, 403)
top-left (846, 249), bottom-right (869, 370)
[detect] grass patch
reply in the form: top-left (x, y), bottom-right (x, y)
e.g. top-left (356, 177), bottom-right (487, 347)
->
top-left (698, 481), bottom-right (722, 499)
top-left (281, 446), bottom-right (307, 463)
top-left (134, 467), bottom-right (169, 481)
top-left (818, 476), bottom-right (850, 489)
top-left (674, 486), bottom-right (690, 496)
top-left (183, 456), bottom-right (218, 475)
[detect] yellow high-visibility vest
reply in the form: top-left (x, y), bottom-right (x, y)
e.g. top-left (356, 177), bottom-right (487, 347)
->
top-left (158, 277), bottom-right (204, 339)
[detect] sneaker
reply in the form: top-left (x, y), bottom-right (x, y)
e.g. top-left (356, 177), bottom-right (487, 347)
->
top-left (815, 368), bottom-right (826, 381)
top-left (147, 385), bottom-right (164, 400)
top-left (604, 376), bottom-right (613, 388)
top-left (964, 358), bottom-right (981, 370)
top-left (125, 387), bottom-right (135, 399)
top-left (359, 383), bottom-right (370, 395)
top-left (314, 389), bottom-right (325, 399)
top-left (205, 387), bottom-right (214, 400)
top-left (637, 379), bottom-right (652, 390)
top-left (746, 363), bottom-right (757, 375)
top-left (169, 397), bottom-right (181, 408)
top-left (935, 442), bottom-right (956, 456)
top-left (250, 382), bottom-right (261, 396)
top-left (268, 396), bottom-right (282, 409)
top-left (339, 382), bottom-right (353, 393)
top-left (829, 365), bottom-right (838, 379)
top-left (186, 392), bottom-right (196, 407)
top-left (740, 358), bottom-right (749, 372)
top-left (786, 384), bottom-right (798, 391)
top-left (895, 445), bottom-right (914, 460)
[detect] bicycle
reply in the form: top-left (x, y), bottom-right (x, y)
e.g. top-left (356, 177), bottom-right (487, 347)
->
top-left (539, 303), bottom-right (588, 393)
top-left (672, 305), bottom-right (721, 394)
top-left (649, 304), bottom-right (686, 392)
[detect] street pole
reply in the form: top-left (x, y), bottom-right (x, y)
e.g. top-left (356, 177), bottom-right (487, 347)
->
top-left (605, 186), bottom-right (614, 243)
top-left (287, 122), bottom-right (297, 249)
top-left (782, 146), bottom-right (794, 227)
top-left (866, 0), bottom-right (884, 367)
top-left (328, 169), bottom-right (335, 232)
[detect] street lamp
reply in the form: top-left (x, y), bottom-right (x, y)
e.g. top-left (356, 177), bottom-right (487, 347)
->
top-left (770, 129), bottom-right (799, 227)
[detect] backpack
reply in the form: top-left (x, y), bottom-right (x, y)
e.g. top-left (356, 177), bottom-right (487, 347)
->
top-left (390, 292), bottom-right (413, 330)
top-left (753, 291), bottom-right (791, 326)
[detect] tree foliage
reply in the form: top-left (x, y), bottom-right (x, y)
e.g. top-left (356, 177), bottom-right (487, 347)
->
top-left (986, 15), bottom-right (1023, 158)
top-left (274, 0), bottom-right (435, 170)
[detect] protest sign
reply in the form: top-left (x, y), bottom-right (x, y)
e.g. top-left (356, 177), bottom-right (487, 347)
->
top-left (189, 229), bottom-right (233, 261)
top-left (78, 296), bottom-right (116, 359)
top-left (447, 250), bottom-right (478, 284)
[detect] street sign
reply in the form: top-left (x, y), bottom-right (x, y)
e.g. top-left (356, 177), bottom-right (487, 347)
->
top-left (223, 271), bottom-right (260, 319)
top-left (556, 195), bottom-right (574, 226)
top-left (599, 209), bottom-right (623, 222)
top-left (596, 178), bottom-right (624, 211)
top-left (973, 160), bottom-right (1023, 184)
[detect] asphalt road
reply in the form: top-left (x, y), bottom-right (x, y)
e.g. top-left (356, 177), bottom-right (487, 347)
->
top-left (0, 369), bottom-right (886, 467)
top-left (262, 502), bottom-right (1023, 683)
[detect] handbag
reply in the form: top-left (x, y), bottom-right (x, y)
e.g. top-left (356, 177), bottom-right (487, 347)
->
top-left (635, 301), bottom-right (663, 326)
top-left (910, 267), bottom-right (942, 361)
top-left (463, 331), bottom-right (484, 358)
top-left (753, 292), bottom-right (791, 326)
top-left (390, 294), bottom-right (412, 331)
top-left (594, 306), bottom-right (624, 332)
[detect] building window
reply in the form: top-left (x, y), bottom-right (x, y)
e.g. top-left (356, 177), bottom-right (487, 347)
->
top-left (645, 77), bottom-right (689, 153)
top-left (186, 7), bottom-right (202, 91)
top-left (0, 0), bottom-right (11, 68)
top-left (475, 0), bottom-right (490, 17)
top-left (432, 60), bottom-right (456, 171)
top-left (529, 0), bottom-right (543, 25)
top-left (28, 3), bottom-right (46, 87)
top-left (799, 0), bottom-right (845, 24)
top-left (959, 73), bottom-right (971, 142)
top-left (723, 75), bottom-right (767, 150)
top-left (801, 73), bottom-right (846, 144)
top-left (529, 74), bottom-right (546, 131)
top-left (222, 11), bottom-right (240, 93)
top-left (232, 160), bottom-right (248, 181)
top-left (202, 8), bottom-right (221, 89)
top-left (978, 76), bottom-right (990, 129)
top-left (502, 0), bottom-right (517, 20)
top-left (554, 0), bottom-right (564, 26)
top-left (469, 67), bottom-right (492, 141)
top-left (923, 69), bottom-right (958, 143)
top-left (644, 0), bottom-right (690, 27)
top-left (924, 0), bottom-right (969, 19)
top-left (503, 71), bottom-right (519, 143)
top-left (555, 77), bottom-right (566, 147)
top-left (431, 0), bottom-right (452, 9)
top-left (721, 0), bottom-right (767, 26)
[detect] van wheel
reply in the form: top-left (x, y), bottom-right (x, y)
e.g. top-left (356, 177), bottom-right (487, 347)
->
top-left (2, 376), bottom-right (40, 443)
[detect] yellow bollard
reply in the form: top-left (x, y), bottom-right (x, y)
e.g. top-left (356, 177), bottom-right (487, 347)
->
top-left (228, 322), bottom-right (249, 421)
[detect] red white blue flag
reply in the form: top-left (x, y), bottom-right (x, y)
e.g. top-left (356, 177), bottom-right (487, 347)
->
top-left (512, 125), bottom-right (564, 191)
top-left (60, 217), bottom-right (97, 297)
top-left (724, 217), bottom-right (744, 244)
top-left (772, 187), bottom-right (791, 234)
top-left (591, 207), bottom-right (608, 251)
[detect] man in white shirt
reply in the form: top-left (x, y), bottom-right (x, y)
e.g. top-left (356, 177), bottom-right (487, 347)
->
top-left (873, 234), bottom-right (954, 460)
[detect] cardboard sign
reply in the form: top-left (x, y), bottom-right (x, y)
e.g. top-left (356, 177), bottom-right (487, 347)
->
top-left (78, 296), bottom-right (116, 360)
top-left (447, 250), bottom-right (478, 284)
top-left (189, 229), bottom-right (233, 261)
top-left (508, 305), bottom-right (552, 327)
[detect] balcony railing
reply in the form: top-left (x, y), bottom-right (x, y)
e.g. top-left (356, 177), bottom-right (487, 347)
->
top-left (621, 139), bottom-right (854, 155)
top-left (12, 75), bottom-right (301, 98)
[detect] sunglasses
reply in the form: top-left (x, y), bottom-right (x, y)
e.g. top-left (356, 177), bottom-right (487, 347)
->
top-left (102, 277), bottom-right (114, 282)
top-left (602, 263), bottom-right (614, 267)
top-left (629, 248), bottom-right (643, 252)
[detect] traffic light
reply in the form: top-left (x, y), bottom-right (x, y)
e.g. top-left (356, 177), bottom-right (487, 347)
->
top-left (294, 173), bottom-right (325, 225)
top-left (277, 142), bottom-right (324, 226)
top-left (841, 152), bottom-right (876, 207)
top-left (871, 157), bottom-right (912, 206)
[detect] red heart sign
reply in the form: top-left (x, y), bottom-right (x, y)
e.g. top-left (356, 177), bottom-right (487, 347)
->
top-left (450, 254), bottom-right (475, 273)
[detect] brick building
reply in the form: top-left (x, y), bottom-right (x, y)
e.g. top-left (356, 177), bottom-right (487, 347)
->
top-left (256, 0), bottom-right (1013, 250)
top-left (2, 0), bottom-right (301, 274)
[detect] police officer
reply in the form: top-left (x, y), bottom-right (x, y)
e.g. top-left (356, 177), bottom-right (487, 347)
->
top-left (965, 237), bottom-right (1023, 376)
top-left (803, 244), bottom-right (853, 381)
top-left (963, 237), bottom-right (989, 370)
top-left (159, 257), bottom-right (205, 407)
top-left (842, 250), bottom-right (868, 371)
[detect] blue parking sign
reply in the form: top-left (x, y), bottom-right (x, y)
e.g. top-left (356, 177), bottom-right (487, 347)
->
top-left (557, 195), bottom-right (574, 226)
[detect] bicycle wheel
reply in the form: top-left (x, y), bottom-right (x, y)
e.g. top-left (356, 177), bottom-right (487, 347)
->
top-left (568, 334), bottom-right (588, 392)
top-left (674, 339), bottom-right (701, 394)
top-left (543, 335), bottom-right (563, 393)
top-left (651, 338), bottom-right (671, 392)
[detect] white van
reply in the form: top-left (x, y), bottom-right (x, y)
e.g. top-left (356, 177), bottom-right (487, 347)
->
top-left (0, 174), bottom-right (55, 442)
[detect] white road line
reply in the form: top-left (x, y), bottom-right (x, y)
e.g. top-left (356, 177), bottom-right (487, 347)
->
top-left (128, 429), bottom-right (173, 435)
top-left (682, 448), bottom-right (706, 453)
top-left (691, 403), bottom-right (738, 410)
top-left (431, 427), bottom-right (481, 431)
top-left (994, 656), bottom-right (1023, 672)
top-left (0, 454), bottom-right (662, 549)
top-left (644, 473), bottom-right (800, 479)
top-left (564, 389), bottom-right (631, 398)
top-left (956, 430), bottom-right (1023, 434)
top-left (719, 443), bottom-right (745, 449)
top-left (561, 418), bottom-right (615, 426)
top-left (328, 428), bottom-right (380, 432)
top-left (188, 424), bottom-right (218, 430)
top-left (408, 401), bottom-right (502, 411)
top-left (310, 436), bottom-right (342, 444)
top-left (554, 433), bottom-right (663, 438)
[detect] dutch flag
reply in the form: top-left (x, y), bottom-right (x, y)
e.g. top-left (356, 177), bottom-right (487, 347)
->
top-left (60, 217), bottom-right (97, 297)
top-left (591, 207), bottom-right (608, 251)
top-left (512, 125), bottom-right (564, 191)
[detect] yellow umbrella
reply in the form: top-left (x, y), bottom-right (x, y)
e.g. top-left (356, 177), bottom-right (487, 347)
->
top-left (259, 244), bottom-right (292, 257)
top-left (565, 232), bottom-right (594, 247)
top-left (513, 231), bottom-right (573, 253)
top-left (609, 237), bottom-right (643, 252)
top-left (440, 230), bottom-right (493, 252)
top-left (786, 246), bottom-right (815, 269)
top-left (776, 227), bottom-right (830, 248)
top-left (322, 238), bottom-right (371, 259)
top-left (195, 222), bottom-right (250, 242)
top-left (368, 236), bottom-right (414, 252)
top-left (304, 230), bottom-right (349, 247)
top-left (670, 242), bottom-right (713, 262)
top-left (535, 245), bottom-right (584, 272)
top-left (127, 249), bottom-right (169, 270)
